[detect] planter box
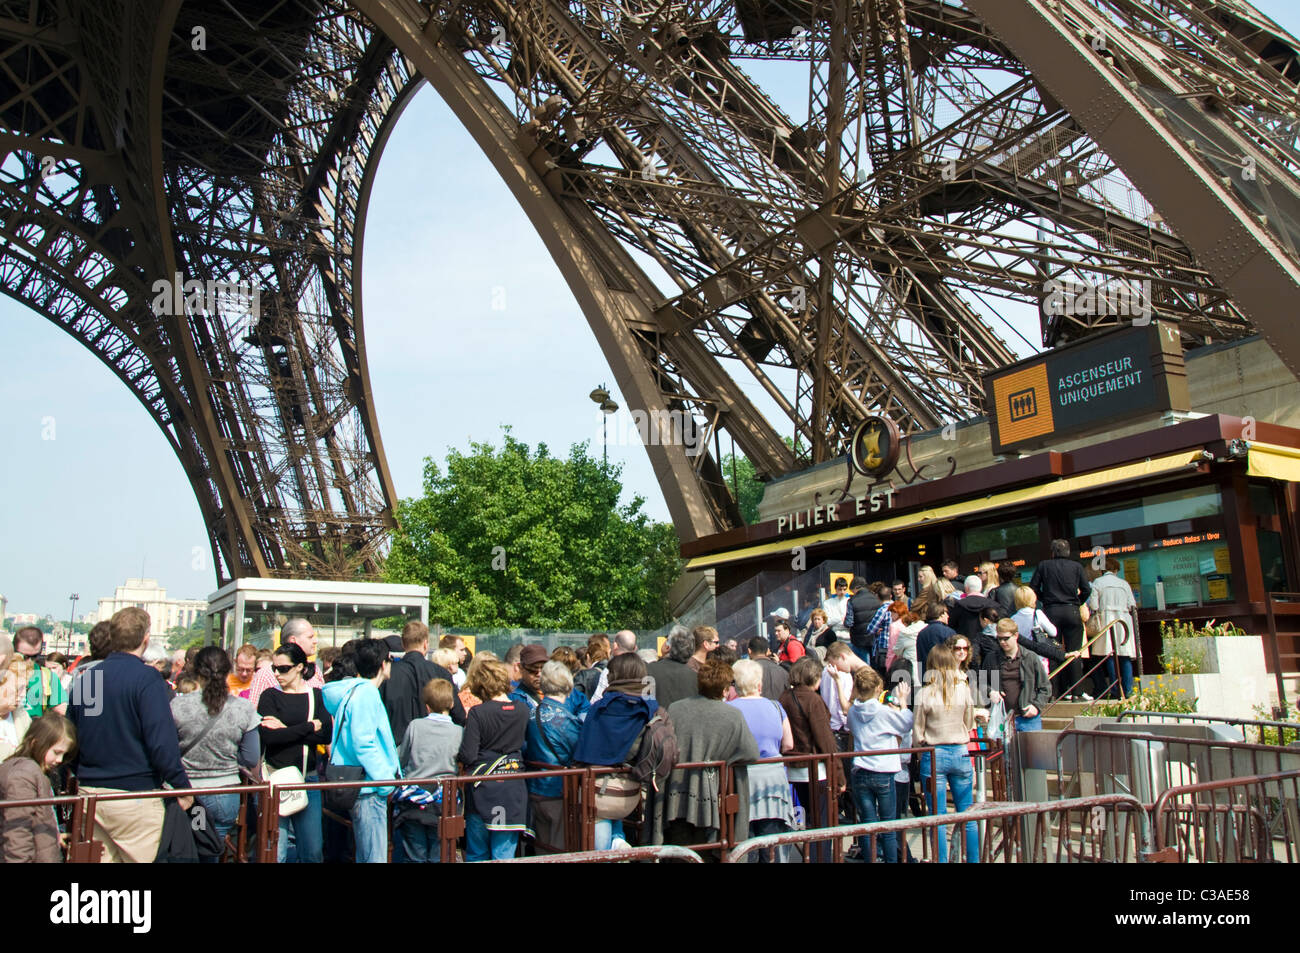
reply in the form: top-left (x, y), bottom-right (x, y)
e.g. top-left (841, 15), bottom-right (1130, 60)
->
top-left (1071, 716), bottom-right (1124, 732)
top-left (1145, 634), bottom-right (1270, 720)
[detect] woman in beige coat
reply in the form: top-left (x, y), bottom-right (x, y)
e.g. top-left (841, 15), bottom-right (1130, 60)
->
top-left (0, 712), bottom-right (76, 862)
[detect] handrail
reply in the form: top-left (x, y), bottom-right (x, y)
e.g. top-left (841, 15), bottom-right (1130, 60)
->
top-left (1117, 710), bottom-right (1300, 744)
top-left (1264, 591), bottom-right (1300, 714)
top-left (725, 794), bottom-right (1147, 863)
top-left (1041, 618), bottom-right (1130, 716)
top-left (492, 845), bottom-right (705, 863)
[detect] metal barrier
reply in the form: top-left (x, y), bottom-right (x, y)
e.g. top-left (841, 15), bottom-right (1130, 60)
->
top-left (492, 845), bottom-right (705, 863)
top-left (1118, 710), bottom-right (1300, 746)
top-left (726, 794), bottom-right (1148, 863)
top-left (1151, 768), bottom-right (1300, 862)
top-left (60, 782), bottom-right (273, 863)
top-left (0, 737), bottom-right (1091, 865)
top-left (1055, 727), bottom-right (1300, 805)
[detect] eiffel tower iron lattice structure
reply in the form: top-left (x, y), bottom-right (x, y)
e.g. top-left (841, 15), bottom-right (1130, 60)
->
top-left (2, 0), bottom-right (1299, 582)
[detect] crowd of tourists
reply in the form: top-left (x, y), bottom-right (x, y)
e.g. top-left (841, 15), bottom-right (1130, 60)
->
top-left (0, 539), bottom-right (1138, 864)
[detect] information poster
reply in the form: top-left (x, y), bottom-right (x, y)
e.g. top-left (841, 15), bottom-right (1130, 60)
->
top-left (1207, 577), bottom-right (1229, 601)
top-left (461, 635), bottom-right (477, 656)
top-left (1122, 557), bottom-right (1141, 589)
top-left (1158, 547), bottom-right (1201, 605)
top-left (1214, 546), bottom-right (1231, 573)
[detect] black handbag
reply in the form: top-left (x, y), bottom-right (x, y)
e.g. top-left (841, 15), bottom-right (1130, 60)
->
top-left (322, 685), bottom-right (367, 814)
top-left (188, 803), bottom-right (224, 859)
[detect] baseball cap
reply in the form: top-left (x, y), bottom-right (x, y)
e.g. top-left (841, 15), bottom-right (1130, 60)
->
top-left (769, 607), bottom-right (791, 620)
top-left (520, 644), bottom-right (549, 668)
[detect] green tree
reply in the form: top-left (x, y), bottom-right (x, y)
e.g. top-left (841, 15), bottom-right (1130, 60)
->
top-left (166, 616), bottom-right (207, 651)
top-left (719, 451), bottom-right (764, 525)
top-left (385, 430), bottom-right (682, 629)
top-left (719, 435), bottom-right (792, 525)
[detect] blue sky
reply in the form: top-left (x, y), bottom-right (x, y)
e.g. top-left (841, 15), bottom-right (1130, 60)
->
top-left (2, 1), bottom-right (1295, 616)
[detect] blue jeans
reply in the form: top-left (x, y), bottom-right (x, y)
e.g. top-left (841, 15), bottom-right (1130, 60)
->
top-left (397, 821), bottom-right (441, 862)
top-left (465, 813), bottom-right (519, 861)
top-left (1101, 656), bottom-right (1135, 698)
top-left (1015, 714), bottom-right (1043, 733)
top-left (350, 793), bottom-right (388, 863)
top-left (594, 819), bottom-right (626, 851)
top-left (921, 745), bottom-right (978, 863)
top-left (851, 768), bottom-right (897, 862)
top-left (196, 792), bottom-right (240, 863)
top-left (277, 786), bottom-right (322, 863)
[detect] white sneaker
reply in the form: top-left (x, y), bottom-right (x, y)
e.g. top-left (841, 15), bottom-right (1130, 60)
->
top-left (610, 837), bottom-right (632, 851)
top-left (1078, 692), bottom-right (1094, 702)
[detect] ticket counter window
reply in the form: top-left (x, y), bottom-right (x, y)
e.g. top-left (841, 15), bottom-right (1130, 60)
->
top-left (1119, 540), bottom-right (1234, 608)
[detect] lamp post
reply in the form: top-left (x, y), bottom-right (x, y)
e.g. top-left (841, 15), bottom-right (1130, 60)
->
top-left (588, 384), bottom-right (619, 469)
top-left (68, 593), bottom-right (78, 654)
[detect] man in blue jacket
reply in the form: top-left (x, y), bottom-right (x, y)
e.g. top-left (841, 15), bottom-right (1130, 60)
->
top-left (323, 638), bottom-right (399, 863)
top-left (68, 607), bottom-right (192, 863)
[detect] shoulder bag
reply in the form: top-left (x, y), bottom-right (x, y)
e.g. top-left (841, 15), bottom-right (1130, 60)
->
top-left (263, 690), bottom-right (314, 817)
top-left (322, 685), bottom-right (367, 815)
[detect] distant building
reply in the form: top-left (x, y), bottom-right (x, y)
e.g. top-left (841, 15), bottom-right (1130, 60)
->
top-left (96, 578), bottom-right (207, 639)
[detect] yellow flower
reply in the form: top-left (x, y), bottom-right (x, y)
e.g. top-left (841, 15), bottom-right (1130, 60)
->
top-left (1179, 688), bottom-right (1186, 693)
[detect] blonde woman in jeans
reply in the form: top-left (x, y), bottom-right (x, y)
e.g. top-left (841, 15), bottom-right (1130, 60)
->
top-left (913, 644), bottom-right (979, 863)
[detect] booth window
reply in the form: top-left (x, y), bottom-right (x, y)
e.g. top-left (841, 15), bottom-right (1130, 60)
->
top-left (1071, 485), bottom-right (1221, 537)
top-left (1126, 540), bottom-right (1234, 608)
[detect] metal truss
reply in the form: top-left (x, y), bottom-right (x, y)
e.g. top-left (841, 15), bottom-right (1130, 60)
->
top-left (0, 0), bottom-right (1297, 578)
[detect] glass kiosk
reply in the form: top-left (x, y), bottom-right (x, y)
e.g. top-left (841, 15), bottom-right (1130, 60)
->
top-left (205, 578), bottom-right (429, 651)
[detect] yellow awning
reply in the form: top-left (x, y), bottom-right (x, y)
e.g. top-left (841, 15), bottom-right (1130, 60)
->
top-left (685, 450), bottom-right (1206, 571)
top-left (1247, 442), bottom-right (1300, 482)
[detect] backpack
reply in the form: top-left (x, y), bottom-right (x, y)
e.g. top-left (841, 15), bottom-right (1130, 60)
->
top-left (623, 708), bottom-right (679, 792)
top-left (573, 663), bottom-right (603, 700)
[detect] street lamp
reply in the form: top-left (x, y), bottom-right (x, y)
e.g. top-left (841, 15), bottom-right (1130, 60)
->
top-left (589, 384), bottom-right (619, 468)
top-left (68, 593), bottom-right (78, 654)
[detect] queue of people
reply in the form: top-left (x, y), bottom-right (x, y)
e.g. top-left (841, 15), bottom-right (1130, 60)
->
top-left (0, 542), bottom-right (1137, 864)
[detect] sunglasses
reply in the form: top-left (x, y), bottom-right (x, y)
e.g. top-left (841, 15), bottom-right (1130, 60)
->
top-left (953, 645), bottom-right (970, 652)
top-left (996, 636), bottom-right (1016, 642)
top-left (272, 664), bottom-right (297, 674)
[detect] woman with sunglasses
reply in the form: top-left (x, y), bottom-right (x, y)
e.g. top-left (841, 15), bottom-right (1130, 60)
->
top-left (945, 635), bottom-right (974, 678)
top-left (257, 642), bottom-right (332, 863)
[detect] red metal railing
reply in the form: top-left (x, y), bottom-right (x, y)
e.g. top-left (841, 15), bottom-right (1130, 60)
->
top-left (725, 793), bottom-right (1149, 863)
top-left (1151, 768), bottom-right (1300, 862)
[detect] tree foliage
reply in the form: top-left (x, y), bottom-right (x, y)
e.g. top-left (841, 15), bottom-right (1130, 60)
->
top-left (385, 431), bottom-right (683, 630)
top-left (719, 451), bottom-right (764, 525)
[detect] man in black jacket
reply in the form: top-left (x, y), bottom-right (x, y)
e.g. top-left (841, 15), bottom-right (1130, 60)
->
top-left (847, 579), bottom-right (882, 656)
top-left (946, 576), bottom-right (1000, 666)
top-left (382, 621), bottom-right (466, 744)
top-left (1029, 540), bottom-right (1093, 700)
top-left (983, 619), bottom-right (1051, 731)
top-left (992, 564), bottom-right (1020, 616)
